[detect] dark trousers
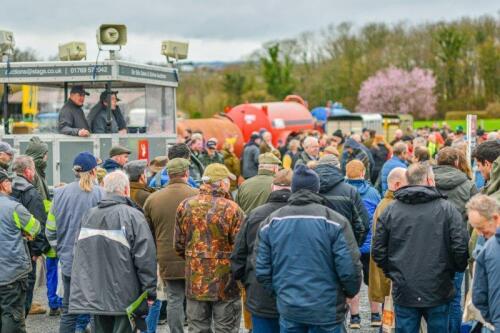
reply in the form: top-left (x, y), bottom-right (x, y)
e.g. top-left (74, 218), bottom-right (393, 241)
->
top-left (252, 314), bottom-right (279, 333)
top-left (395, 303), bottom-right (450, 333)
top-left (279, 317), bottom-right (347, 333)
top-left (24, 259), bottom-right (36, 317)
top-left (59, 274), bottom-right (79, 333)
top-left (0, 278), bottom-right (28, 333)
top-left (93, 315), bottom-right (132, 333)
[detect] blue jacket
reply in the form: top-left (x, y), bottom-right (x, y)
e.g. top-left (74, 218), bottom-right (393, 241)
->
top-left (148, 168), bottom-right (198, 189)
top-left (473, 228), bottom-right (500, 329)
top-left (380, 156), bottom-right (407, 194)
top-left (345, 179), bottom-right (381, 254)
top-left (256, 189), bottom-right (362, 326)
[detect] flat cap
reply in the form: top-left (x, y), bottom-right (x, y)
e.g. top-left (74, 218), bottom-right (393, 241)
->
top-left (124, 160), bottom-right (148, 181)
top-left (258, 152), bottom-right (282, 165)
top-left (166, 158), bottom-right (190, 175)
top-left (109, 145), bottom-right (131, 158)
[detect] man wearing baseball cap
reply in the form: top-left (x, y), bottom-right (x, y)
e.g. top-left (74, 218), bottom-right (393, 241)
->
top-left (199, 138), bottom-right (224, 168)
top-left (0, 168), bottom-right (41, 331)
top-left (175, 163), bottom-right (244, 331)
top-left (102, 145), bottom-right (131, 173)
top-left (46, 152), bottom-right (105, 332)
top-left (58, 85), bottom-right (91, 137)
top-left (87, 90), bottom-right (127, 134)
top-left (0, 141), bottom-right (16, 171)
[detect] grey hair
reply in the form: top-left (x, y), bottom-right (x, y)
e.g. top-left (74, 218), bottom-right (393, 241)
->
top-left (487, 132), bottom-right (498, 141)
top-left (12, 155), bottom-right (35, 174)
top-left (393, 142), bottom-right (408, 156)
top-left (413, 137), bottom-right (427, 148)
top-left (466, 194), bottom-right (499, 221)
top-left (303, 136), bottom-right (318, 148)
top-left (103, 170), bottom-right (130, 194)
top-left (406, 163), bottom-right (434, 186)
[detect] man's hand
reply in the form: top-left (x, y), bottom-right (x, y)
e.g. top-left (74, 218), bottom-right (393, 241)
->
top-left (147, 299), bottom-right (154, 307)
top-left (78, 129), bottom-right (90, 137)
top-left (118, 129), bottom-right (127, 135)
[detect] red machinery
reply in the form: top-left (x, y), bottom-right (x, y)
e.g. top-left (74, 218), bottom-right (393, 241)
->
top-left (177, 95), bottom-right (315, 156)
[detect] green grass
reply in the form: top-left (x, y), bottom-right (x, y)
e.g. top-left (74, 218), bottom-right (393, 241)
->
top-left (414, 119), bottom-right (500, 132)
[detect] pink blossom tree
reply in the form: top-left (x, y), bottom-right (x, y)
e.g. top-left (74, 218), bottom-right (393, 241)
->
top-left (356, 66), bottom-right (437, 119)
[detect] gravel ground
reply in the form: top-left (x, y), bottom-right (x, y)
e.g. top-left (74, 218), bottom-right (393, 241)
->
top-left (26, 284), bottom-right (379, 333)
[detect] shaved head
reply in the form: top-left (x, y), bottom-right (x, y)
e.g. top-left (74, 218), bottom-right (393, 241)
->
top-left (387, 167), bottom-right (408, 192)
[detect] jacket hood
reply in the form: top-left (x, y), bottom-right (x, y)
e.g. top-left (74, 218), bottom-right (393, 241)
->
top-left (267, 189), bottom-right (291, 203)
top-left (345, 179), bottom-right (370, 195)
top-left (288, 189), bottom-right (327, 206)
top-left (344, 138), bottom-right (363, 151)
top-left (433, 165), bottom-right (468, 190)
top-left (98, 194), bottom-right (140, 210)
top-left (316, 164), bottom-right (345, 192)
top-left (25, 136), bottom-right (48, 161)
top-left (485, 156), bottom-right (500, 197)
top-left (102, 159), bottom-right (122, 170)
top-left (395, 185), bottom-right (445, 204)
top-left (12, 175), bottom-right (34, 192)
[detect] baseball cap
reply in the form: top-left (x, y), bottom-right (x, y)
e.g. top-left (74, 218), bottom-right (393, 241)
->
top-left (100, 90), bottom-right (121, 102)
top-left (166, 158), bottom-right (190, 174)
top-left (73, 152), bottom-right (98, 172)
top-left (202, 163), bottom-right (236, 183)
top-left (206, 139), bottom-right (217, 149)
top-left (0, 169), bottom-right (13, 182)
top-left (0, 141), bottom-right (15, 156)
top-left (109, 145), bottom-right (131, 158)
top-left (70, 85), bottom-right (89, 96)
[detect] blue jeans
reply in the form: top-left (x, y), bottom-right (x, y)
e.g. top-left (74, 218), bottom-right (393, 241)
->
top-left (279, 317), bottom-right (347, 333)
top-left (252, 314), bottom-right (279, 333)
top-left (60, 274), bottom-right (90, 333)
top-left (395, 303), bottom-right (450, 333)
top-left (449, 272), bottom-right (464, 333)
top-left (46, 257), bottom-right (63, 310)
top-left (141, 299), bottom-right (162, 333)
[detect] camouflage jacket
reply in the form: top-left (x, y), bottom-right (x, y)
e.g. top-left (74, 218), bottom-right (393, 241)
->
top-left (175, 183), bottom-right (244, 301)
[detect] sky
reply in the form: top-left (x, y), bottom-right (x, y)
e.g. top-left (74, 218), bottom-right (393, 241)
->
top-left (2, 0), bottom-right (498, 62)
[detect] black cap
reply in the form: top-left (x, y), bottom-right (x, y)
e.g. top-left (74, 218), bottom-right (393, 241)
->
top-left (0, 169), bottom-right (13, 182)
top-left (70, 85), bottom-right (89, 96)
top-left (332, 129), bottom-right (343, 138)
top-left (100, 90), bottom-right (120, 102)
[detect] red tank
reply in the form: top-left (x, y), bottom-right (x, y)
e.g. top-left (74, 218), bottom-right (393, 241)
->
top-left (177, 116), bottom-right (245, 156)
top-left (226, 95), bottom-right (314, 146)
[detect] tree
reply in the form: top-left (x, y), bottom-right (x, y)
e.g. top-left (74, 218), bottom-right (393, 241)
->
top-left (478, 38), bottom-right (499, 99)
top-left (356, 67), bottom-right (437, 119)
top-left (260, 44), bottom-right (295, 99)
top-left (222, 72), bottom-right (246, 106)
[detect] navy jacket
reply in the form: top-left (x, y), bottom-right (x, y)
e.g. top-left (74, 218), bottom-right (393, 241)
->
top-left (380, 156), bottom-right (407, 194)
top-left (473, 228), bottom-right (500, 329)
top-left (316, 163), bottom-right (369, 246)
top-left (255, 189), bottom-right (362, 326)
top-left (102, 159), bottom-right (123, 173)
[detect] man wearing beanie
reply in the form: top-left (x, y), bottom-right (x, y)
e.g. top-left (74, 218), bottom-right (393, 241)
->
top-left (232, 169), bottom-right (293, 332)
top-left (237, 153), bottom-right (282, 214)
top-left (256, 164), bottom-right (362, 332)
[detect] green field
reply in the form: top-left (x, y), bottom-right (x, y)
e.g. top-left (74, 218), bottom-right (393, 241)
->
top-left (414, 119), bottom-right (500, 132)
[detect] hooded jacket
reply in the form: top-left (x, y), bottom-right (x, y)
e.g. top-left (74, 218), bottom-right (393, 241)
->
top-left (237, 169), bottom-right (275, 214)
top-left (372, 186), bottom-right (469, 307)
top-left (242, 141), bottom-right (260, 179)
top-left (316, 163), bottom-right (369, 246)
top-left (473, 228), bottom-right (500, 330)
top-left (345, 179), bottom-right (381, 254)
top-left (102, 158), bottom-right (123, 173)
top-left (25, 136), bottom-right (50, 201)
top-left (0, 194), bottom-right (40, 286)
top-left (380, 156), bottom-right (407, 194)
top-left (255, 189), bottom-right (362, 326)
top-left (87, 103), bottom-right (127, 134)
top-left (341, 139), bottom-right (372, 180)
top-left (46, 181), bottom-right (105, 277)
top-left (11, 175), bottom-right (50, 256)
top-left (483, 156), bottom-right (500, 201)
top-left (69, 195), bottom-right (157, 315)
top-left (433, 165), bottom-right (478, 221)
top-left (231, 189), bottom-right (291, 319)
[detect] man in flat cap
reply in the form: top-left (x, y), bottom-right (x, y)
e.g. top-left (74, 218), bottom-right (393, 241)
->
top-left (237, 152), bottom-right (282, 214)
top-left (124, 160), bottom-right (153, 208)
top-left (144, 158), bottom-right (199, 333)
top-left (102, 146), bottom-right (131, 173)
top-left (87, 91), bottom-right (127, 134)
top-left (58, 85), bottom-right (91, 137)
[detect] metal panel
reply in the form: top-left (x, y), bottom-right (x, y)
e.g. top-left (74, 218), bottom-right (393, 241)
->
top-left (58, 140), bottom-right (95, 184)
top-left (98, 138), bottom-right (113, 162)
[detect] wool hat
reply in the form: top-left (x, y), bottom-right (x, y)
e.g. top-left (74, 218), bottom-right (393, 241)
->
top-left (291, 164), bottom-right (320, 193)
top-left (73, 152), bottom-right (98, 172)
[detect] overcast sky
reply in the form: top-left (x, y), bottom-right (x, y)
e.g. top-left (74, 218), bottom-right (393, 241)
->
top-left (2, 0), bottom-right (498, 62)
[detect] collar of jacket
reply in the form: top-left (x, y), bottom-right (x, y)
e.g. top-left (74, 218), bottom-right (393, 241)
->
top-left (199, 183), bottom-right (231, 199)
top-left (130, 181), bottom-right (153, 192)
top-left (267, 189), bottom-right (291, 203)
top-left (257, 168), bottom-right (276, 176)
top-left (167, 178), bottom-right (189, 186)
top-left (484, 156), bottom-right (500, 196)
top-left (288, 189), bottom-right (326, 206)
top-left (384, 190), bottom-right (394, 200)
top-left (395, 185), bottom-right (445, 204)
top-left (12, 175), bottom-right (34, 191)
top-left (67, 99), bottom-right (82, 109)
top-left (98, 194), bottom-right (142, 211)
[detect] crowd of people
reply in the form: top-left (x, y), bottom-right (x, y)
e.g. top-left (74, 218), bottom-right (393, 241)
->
top-left (0, 121), bottom-right (499, 333)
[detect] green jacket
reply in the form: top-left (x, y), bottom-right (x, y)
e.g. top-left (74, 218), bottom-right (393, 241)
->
top-left (25, 136), bottom-right (50, 201)
top-left (236, 169), bottom-right (275, 214)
